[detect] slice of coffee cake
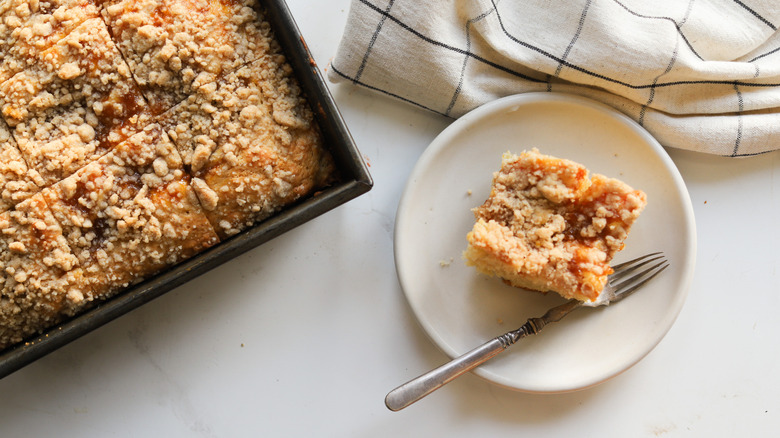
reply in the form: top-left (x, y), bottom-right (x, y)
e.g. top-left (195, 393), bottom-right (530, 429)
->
top-left (464, 149), bottom-right (647, 302)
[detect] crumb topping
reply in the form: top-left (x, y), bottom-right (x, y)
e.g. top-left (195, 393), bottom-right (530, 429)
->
top-left (0, 0), bottom-right (101, 83)
top-left (0, 0), bottom-right (336, 350)
top-left (0, 193), bottom-right (88, 349)
top-left (160, 57), bottom-right (336, 238)
top-left (101, 0), bottom-right (275, 112)
top-left (0, 17), bottom-right (147, 186)
top-left (0, 119), bottom-right (40, 211)
top-left (42, 124), bottom-right (219, 297)
top-left (464, 149), bottom-right (647, 302)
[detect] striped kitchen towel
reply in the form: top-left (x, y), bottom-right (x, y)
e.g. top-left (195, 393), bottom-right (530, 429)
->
top-left (328, 0), bottom-right (780, 156)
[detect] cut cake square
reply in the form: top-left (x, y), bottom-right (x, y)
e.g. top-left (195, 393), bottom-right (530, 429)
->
top-left (0, 118), bottom-right (41, 211)
top-left (0, 17), bottom-right (147, 187)
top-left (0, 0), bottom-right (101, 83)
top-left (161, 58), bottom-right (336, 238)
top-left (101, 0), bottom-right (275, 113)
top-left (0, 193), bottom-right (89, 349)
top-left (42, 124), bottom-right (220, 298)
top-left (464, 149), bottom-right (647, 303)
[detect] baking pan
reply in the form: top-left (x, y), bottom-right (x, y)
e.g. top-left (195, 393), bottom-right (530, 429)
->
top-left (0, 0), bottom-right (372, 379)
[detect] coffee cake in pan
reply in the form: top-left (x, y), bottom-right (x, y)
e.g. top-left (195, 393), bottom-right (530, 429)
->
top-left (1, 16), bottom-right (147, 186)
top-left (0, 0), bottom-right (102, 84)
top-left (0, 118), bottom-right (40, 210)
top-left (162, 58), bottom-right (335, 238)
top-left (0, 0), bottom-right (340, 351)
top-left (101, 0), bottom-right (273, 113)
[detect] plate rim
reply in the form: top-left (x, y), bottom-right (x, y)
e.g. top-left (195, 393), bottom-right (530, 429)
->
top-left (393, 92), bottom-right (697, 393)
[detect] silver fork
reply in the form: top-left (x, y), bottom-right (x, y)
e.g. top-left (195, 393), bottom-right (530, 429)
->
top-left (385, 252), bottom-right (669, 411)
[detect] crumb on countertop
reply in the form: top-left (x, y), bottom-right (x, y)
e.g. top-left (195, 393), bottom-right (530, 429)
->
top-left (439, 257), bottom-right (454, 267)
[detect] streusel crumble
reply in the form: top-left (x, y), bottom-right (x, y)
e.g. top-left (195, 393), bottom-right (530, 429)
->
top-left (101, 0), bottom-right (274, 113)
top-left (0, 0), bottom-right (101, 83)
top-left (464, 149), bottom-right (646, 302)
top-left (42, 124), bottom-right (219, 297)
top-left (0, 193), bottom-right (88, 348)
top-left (0, 16), bottom-right (147, 186)
top-left (0, 118), bottom-right (40, 210)
top-left (0, 0), bottom-right (336, 350)
top-left (162, 58), bottom-right (336, 238)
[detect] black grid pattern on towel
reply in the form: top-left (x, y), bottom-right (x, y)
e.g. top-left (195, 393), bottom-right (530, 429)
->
top-left (332, 0), bottom-right (780, 156)
top-left (554, 0), bottom-right (592, 78)
top-left (732, 0), bottom-right (776, 31)
top-left (486, 0), bottom-right (780, 90)
top-left (353, 0), bottom-right (396, 84)
top-left (637, 0), bottom-right (695, 127)
top-left (445, 6), bottom-right (496, 116)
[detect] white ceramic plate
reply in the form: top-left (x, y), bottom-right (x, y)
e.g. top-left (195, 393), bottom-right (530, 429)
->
top-left (394, 93), bottom-right (696, 393)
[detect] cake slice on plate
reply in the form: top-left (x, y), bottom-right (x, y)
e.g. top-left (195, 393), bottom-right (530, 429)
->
top-left (464, 149), bottom-right (647, 303)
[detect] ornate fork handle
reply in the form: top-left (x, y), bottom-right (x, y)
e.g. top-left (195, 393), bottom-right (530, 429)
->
top-left (385, 300), bottom-right (581, 411)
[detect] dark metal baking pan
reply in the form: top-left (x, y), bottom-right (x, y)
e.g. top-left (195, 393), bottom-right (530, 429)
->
top-left (0, 0), bottom-right (372, 379)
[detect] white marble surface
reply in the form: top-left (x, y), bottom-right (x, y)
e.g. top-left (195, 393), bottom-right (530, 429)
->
top-left (1, 1), bottom-right (779, 436)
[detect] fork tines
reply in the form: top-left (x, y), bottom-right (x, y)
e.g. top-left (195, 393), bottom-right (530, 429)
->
top-left (609, 252), bottom-right (669, 300)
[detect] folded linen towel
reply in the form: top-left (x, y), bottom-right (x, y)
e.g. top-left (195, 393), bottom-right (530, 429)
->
top-left (328, 0), bottom-right (780, 156)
